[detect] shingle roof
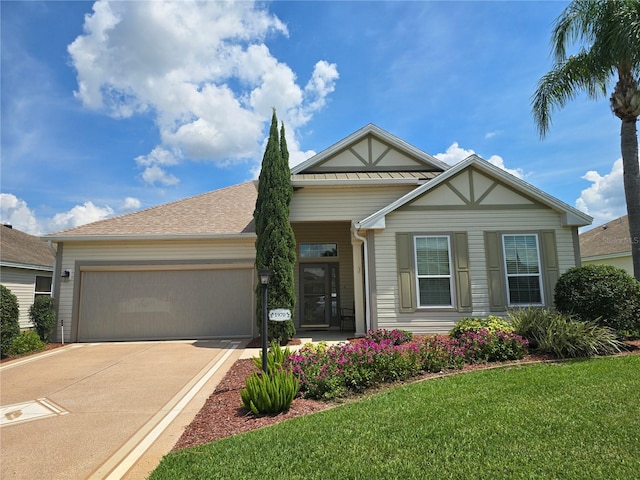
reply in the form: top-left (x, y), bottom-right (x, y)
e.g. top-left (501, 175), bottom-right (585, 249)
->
top-left (1, 225), bottom-right (55, 268)
top-left (579, 215), bottom-right (631, 258)
top-left (47, 181), bottom-right (258, 239)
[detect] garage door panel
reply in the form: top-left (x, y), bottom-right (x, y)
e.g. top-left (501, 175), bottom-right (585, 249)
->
top-left (78, 269), bottom-right (254, 341)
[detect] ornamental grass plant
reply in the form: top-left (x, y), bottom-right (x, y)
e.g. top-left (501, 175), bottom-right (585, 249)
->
top-left (508, 308), bottom-right (625, 358)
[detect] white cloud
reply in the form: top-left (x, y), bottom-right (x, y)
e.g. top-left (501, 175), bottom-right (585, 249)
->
top-left (0, 193), bottom-right (139, 234)
top-left (576, 158), bottom-right (626, 226)
top-left (0, 193), bottom-right (40, 235)
top-left (434, 142), bottom-right (524, 179)
top-left (485, 130), bottom-right (501, 139)
top-left (68, 1), bottom-right (338, 182)
top-left (135, 146), bottom-right (182, 186)
top-left (47, 202), bottom-right (114, 232)
top-left (141, 165), bottom-right (180, 186)
top-left (120, 197), bottom-right (141, 211)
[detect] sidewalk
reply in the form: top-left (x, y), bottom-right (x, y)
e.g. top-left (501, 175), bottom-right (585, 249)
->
top-left (239, 330), bottom-right (353, 359)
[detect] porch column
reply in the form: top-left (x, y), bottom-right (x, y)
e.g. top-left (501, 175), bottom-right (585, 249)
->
top-left (351, 237), bottom-right (366, 336)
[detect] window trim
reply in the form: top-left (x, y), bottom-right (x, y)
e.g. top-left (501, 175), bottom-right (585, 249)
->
top-left (501, 233), bottom-right (544, 307)
top-left (34, 275), bottom-right (53, 299)
top-left (299, 243), bottom-right (338, 258)
top-left (413, 235), bottom-right (455, 309)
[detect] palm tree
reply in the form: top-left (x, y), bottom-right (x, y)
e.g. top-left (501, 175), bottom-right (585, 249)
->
top-left (532, 0), bottom-right (640, 280)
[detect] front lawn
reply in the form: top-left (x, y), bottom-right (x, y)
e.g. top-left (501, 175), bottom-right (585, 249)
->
top-left (151, 355), bottom-right (640, 480)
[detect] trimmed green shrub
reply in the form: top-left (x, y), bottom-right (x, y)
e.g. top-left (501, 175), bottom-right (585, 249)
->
top-left (364, 328), bottom-right (413, 345)
top-left (554, 264), bottom-right (640, 338)
top-left (29, 296), bottom-right (56, 343)
top-left (8, 330), bottom-right (45, 355)
top-left (509, 308), bottom-right (625, 358)
top-left (449, 315), bottom-right (514, 338)
top-left (1, 285), bottom-right (20, 358)
top-left (240, 368), bottom-right (300, 415)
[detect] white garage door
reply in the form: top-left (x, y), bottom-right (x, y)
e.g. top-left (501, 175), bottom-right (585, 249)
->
top-left (78, 268), bottom-right (254, 341)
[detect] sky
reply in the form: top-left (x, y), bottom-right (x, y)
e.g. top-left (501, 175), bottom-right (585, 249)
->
top-left (1, 0), bottom-right (631, 236)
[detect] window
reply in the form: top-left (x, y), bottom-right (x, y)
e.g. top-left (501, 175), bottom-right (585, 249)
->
top-left (300, 243), bottom-right (338, 258)
top-left (502, 234), bottom-right (543, 305)
top-left (414, 236), bottom-right (453, 307)
top-left (34, 275), bottom-right (52, 300)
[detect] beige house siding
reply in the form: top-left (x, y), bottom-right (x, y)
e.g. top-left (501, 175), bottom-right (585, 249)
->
top-left (292, 222), bottom-right (354, 327)
top-left (583, 255), bottom-right (633, 276)
top-left (290, 185), bottom-right (414, 222)
top-left (1, 267), bottom-right (52, 329)
top-left (56, 239), bottom-right (256, 341)
top-left (373, 208), bottom-right (577, 334)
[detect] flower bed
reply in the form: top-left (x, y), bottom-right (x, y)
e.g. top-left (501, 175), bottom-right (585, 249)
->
top-left (286, 329), bottom-right (528, 400)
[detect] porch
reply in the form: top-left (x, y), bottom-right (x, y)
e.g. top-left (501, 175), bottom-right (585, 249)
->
top-left (291, 221), bottom-right (367, 336)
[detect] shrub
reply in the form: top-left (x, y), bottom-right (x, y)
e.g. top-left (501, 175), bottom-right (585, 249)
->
top-left (554, 264), bottom-right (640, 338)
top-left (1, 285), bottom-right (20, 358)
top-left (8, 330), bottom-right (45, 356)
top-left (29, 296), bottom-right (56, 343)
top-left (363, 328), bottom-right (413, 345)
top-left (240, 368), bottom-right (300, 415)
top-left (288, 339), bottom-right (422, 400)
top-left (509, 308), bottom-right (625, 359)
top-left (455, 329), bottom-right (528, 363)
top-left (252, 342), bottom-right (292, 373)
top-left (449, 315), bottom-right (514, 338)
top-left (420, 335), bottom-right (465, 372)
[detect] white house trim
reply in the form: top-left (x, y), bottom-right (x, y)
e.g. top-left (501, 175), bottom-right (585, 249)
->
top-left (356, 155), bottom-right (592, 230)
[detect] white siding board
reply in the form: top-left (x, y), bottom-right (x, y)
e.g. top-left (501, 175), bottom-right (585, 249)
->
top-left (449, 171), bottom-right (471, 199)
top-left (1, 268), bottom-right (37, 328)
top-left (482, 184), bottom-right (535, 205)
top-left (373, 208), bottom-right (577, 333)
top-left (290, 185), bottom-right (413, 222)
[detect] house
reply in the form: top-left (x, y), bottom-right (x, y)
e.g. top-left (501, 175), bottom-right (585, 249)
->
top-left (580, 215), bottom-right (633, 275)
top-left (44, 124), bottom-right (592, 342)
top-left (1, 224), bottom-right (56, 329)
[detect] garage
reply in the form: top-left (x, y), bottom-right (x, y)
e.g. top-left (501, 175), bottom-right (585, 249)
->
top-left (76, 267), bottom-right (255, 341)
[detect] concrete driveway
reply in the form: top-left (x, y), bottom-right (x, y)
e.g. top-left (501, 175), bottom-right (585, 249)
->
top-left (0, 340), bottom-right (244, 480)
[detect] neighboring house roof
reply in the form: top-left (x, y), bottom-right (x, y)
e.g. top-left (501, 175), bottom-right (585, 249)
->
top-left (579, 215), bottom-right (631, 259)
top-left (1, 225), bottom-right (55, 270)
top-left (45, 181), bottom-right (258, 241)
top-left (292, 124), bottom-right (450, 175)
top-left (356, 155), bottom-right (593, 229)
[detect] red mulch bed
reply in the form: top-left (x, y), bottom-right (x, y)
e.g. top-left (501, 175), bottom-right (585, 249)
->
top-left (0, 342), bottom-right (66, 363)
top-left (173, 337), bottom-right (640, 451)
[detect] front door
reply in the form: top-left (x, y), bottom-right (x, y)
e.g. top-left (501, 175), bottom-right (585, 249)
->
top-left (300, 263), bottom-right (339, 328)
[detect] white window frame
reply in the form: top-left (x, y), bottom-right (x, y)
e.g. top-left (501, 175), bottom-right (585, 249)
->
top-left (299, 243), bottom-right (338, 258)
top-left (501, 234), bottom-right (544, 307)
top-left (413, 235), bottom-right (454, 308)
top-left (34, 275), bottom-right (53, 299)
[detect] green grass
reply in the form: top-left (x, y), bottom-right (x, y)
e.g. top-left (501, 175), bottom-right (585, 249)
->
top-left (150, 356), bottom-right (640, 480)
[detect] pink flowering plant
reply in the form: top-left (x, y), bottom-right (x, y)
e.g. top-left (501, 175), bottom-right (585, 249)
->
top-left (455, 329), bottom-right (529, 363)
top-left (285, 328), bottom-right (528, 400)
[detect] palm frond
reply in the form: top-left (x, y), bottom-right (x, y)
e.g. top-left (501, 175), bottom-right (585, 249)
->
top-left (532, 51), bottom-right (610, 138)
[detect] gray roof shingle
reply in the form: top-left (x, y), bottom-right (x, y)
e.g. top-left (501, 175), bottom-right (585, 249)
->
top-left (47, 181), bottom-right (258, 238)
top-left (579, 215), bottom-right (631, 258)
top-left (1, 225), bottom-right (55, 268)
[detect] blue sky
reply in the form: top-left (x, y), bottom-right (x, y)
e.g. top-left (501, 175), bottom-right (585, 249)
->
top-left (1, 1), bottom-right (629, 235)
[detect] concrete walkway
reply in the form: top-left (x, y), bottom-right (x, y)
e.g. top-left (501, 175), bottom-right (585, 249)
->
top-left (0, 331), bottom-right (353, 479)
top-left (0, 340), bottom-right (244, 480)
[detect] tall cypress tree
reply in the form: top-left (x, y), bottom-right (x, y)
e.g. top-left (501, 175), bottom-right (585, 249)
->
top-left (254, 110), bottom-right (296, 344)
